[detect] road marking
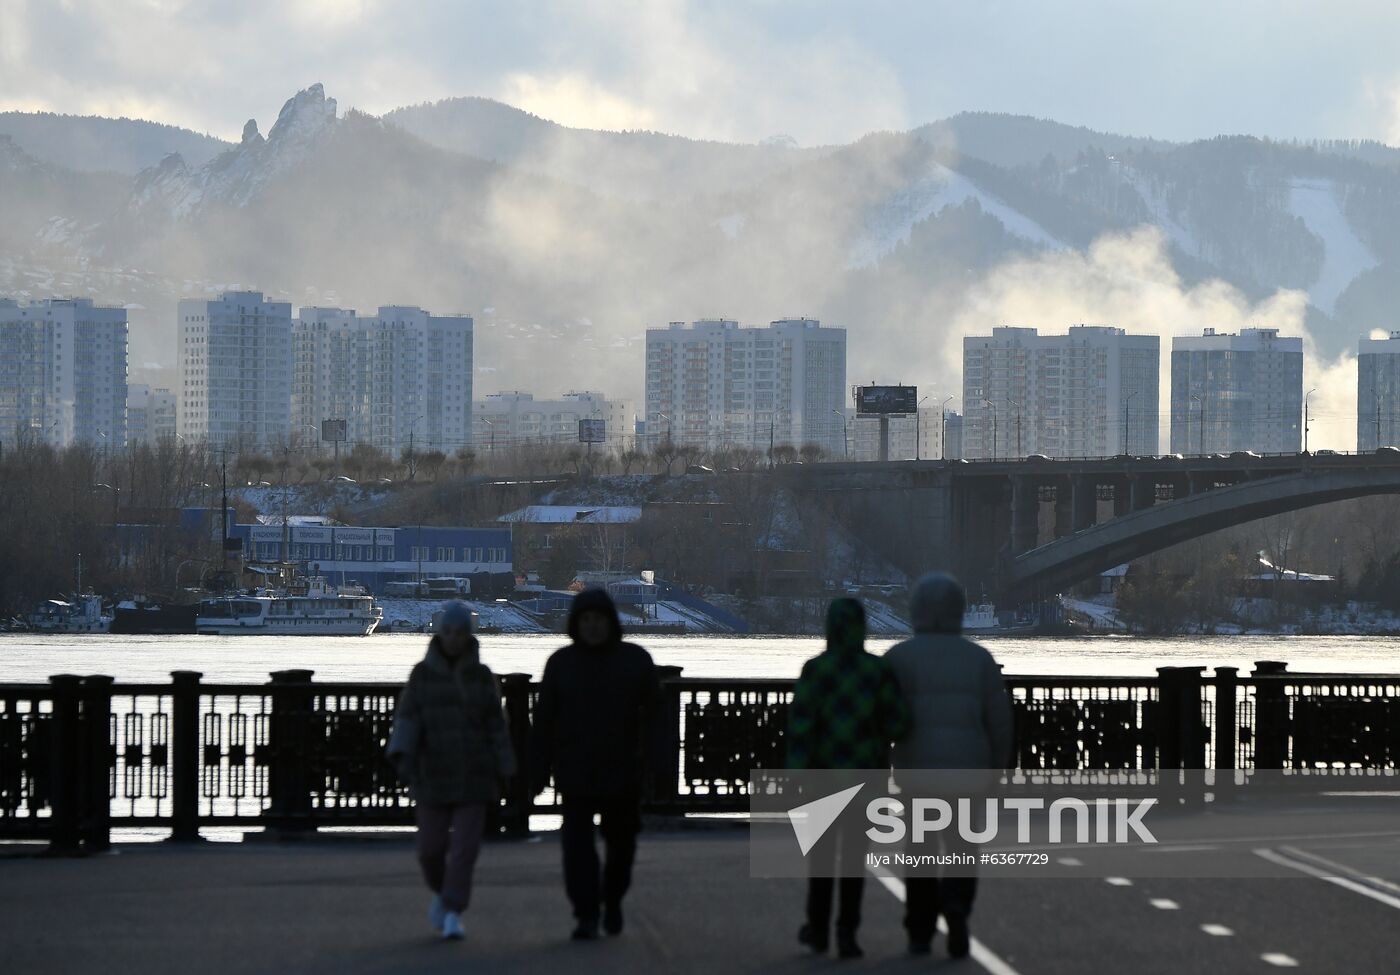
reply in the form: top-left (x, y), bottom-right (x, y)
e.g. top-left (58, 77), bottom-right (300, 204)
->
top-left (1105, 876), bottom-right (1133, 886)
top-left (1261, 953), bottom-right (1300, 967)
top-left (869, 867), bottom-right (1022, 975)
top-left (1149, 898), bottom-right (1180, 910)
top-left (1256, 847), bottom-right (1400, 911)
top-left (1057, 856), bottom-right (1083, 866)
top-left (1200, 923), bottom-right (1234, 936)
top-left (1278, 845), bottom-right (1400, 897)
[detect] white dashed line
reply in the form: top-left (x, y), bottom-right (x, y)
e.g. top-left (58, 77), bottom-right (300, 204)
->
top-left (1261, 952), bottom-right (1300, 967)
top-left (1200, 923), bottom-right (1234, 937)
top-left (868, 867), bottom-right (1022, 975)
top-left (1104, 877), bottom-right (1133, 886)
top-left (1057, 856), bottom-right (1083, 866)
top-left (1149, 898), bottom-right (1180, 910)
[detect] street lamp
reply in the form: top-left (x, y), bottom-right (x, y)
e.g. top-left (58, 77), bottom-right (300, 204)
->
top-left (981, 398), bottom-right (998, 461)
top-left (1124, 391), bottom-right (1139, 457)
top-left (915, 395), bottom-right (930, 460)
top-left (1002, 398), bottom-right (1023, 458)
top-left (1304, 388), bottom-right (1316, 454)
top-left (1190, 394), bottom-right (1202, 456)
top-left (831, 408), bottom-right (848, 460)
top-left (940, 395), bottom-right (956, 459)
top-left (407, 414), bottom-right (424, 479)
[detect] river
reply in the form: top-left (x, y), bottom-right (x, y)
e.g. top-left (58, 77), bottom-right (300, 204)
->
top-left (3, 632), bottom-right (1400, 683)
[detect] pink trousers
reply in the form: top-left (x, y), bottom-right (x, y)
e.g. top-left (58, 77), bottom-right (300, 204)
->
top-left (415, 803), bottom-right (487, 913)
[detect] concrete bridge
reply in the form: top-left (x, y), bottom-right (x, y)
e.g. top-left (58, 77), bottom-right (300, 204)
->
top-left (782, 452), bottom-right (1400, 599)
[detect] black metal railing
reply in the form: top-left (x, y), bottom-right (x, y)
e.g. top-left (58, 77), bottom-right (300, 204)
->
top-left (3, 661), bottom-right (1398, 852)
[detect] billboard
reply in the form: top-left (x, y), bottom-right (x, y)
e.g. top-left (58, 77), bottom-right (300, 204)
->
top-left (321, 418), bottom-right (347, 442)
top-left (579, 418), bottom-right (607, 443)
top-left (855, 385), bottom-right (918, 415)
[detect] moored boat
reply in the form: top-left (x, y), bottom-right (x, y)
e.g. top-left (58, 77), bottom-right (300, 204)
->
top-left (195, 578), bottom-right (382, 635)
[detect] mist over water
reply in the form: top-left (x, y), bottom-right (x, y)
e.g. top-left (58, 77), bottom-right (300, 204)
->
top-left (4, 632), bottom-right (1398, 683)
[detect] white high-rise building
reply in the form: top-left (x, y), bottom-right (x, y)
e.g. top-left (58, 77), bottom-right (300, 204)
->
top-left (1358, 332), bottom-right (1400, 451)
top-left (962, 325), bottom-right (1159, 459)
top-left (0, 297), bottom-right (127, 447)
top-left (844, 407), bottom-right (942, 461)
top-left (472, 391), bottom-right (633, 451)
top-left (291, 305), bottom-right (473, 454)
top-left (1170, 327), bottom-right (1303, 454)
top-left (178, 291), bottom-right (292, 449)
top-left (126, 384), bottom-right (177, 445)
top-left (644, 318), bottom-right (847, 454)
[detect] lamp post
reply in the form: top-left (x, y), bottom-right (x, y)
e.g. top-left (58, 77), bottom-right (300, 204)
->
top-left (1002, 398), bottom-right (1023, 459)
top-left (1190, 394), bottom-right (1202, 456)
top-left (1124, 391), bottom-right (1138, 456)
top-left (831, 408), bottom-right (848, 460)
top-left (982, 399), bottom-right (998, 460)
top-left (915, 395), bottom-right (930, 460)
top-left (1304, 387), bottom-right (1316, 454)
top-left (407, 414), bottom-right (424, 480)
top-left (941, 395), bottom-right (955, 459)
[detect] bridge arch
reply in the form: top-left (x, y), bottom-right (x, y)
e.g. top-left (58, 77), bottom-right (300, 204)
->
top-left (1008, 468), bottom-right (1400, 596)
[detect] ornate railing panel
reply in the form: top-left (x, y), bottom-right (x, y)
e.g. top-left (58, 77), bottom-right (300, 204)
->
top-left (4, 660), bottom-right (1400, 852)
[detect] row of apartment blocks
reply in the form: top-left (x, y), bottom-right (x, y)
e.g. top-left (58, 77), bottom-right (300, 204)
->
top-left (643, 318), bottom-right (848, 455)
top-left (960, 325), bottom-right (1308, 459)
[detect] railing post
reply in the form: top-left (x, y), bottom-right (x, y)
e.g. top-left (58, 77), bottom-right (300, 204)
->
top-left (169, 671), bottom-right (204, 842)
top-left (81, 675), bottom-right (114, 853)
top-left (651, 666), bottom-right (684, 812)
top-left (497, 672), bottom-right (532, 837)
top-left (1154, 667), bottom-right (1183, 770)
top-left (1252, 661), bottom-right (1289, 769)
top-left (268, 670), bottom-right (316, 834)
top-left (47, 675), bottom-right (83, 855)
top-left (1212, 666), bottom-right (1239, 804)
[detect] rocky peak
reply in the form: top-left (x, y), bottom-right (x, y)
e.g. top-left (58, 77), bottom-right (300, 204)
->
top-left (240, 119), bottom-right (264, 147)
top-left (267, 83), bottom-right (337, 145)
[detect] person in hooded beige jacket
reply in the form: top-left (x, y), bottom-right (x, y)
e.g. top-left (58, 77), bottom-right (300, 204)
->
top-left (883, 572), bottom-right (1013, 960)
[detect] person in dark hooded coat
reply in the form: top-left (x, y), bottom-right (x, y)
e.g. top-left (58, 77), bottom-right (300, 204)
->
top-left (387, 601), bottom-right (517, 941)
top-left (883, 572), bottom-right (1013, 959)
top-left (788, 598), bottom-right (909, 959)
top-left (530, 589), bottom-right (661, 940)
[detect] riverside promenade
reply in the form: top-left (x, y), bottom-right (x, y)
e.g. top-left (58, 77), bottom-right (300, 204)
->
top-left (6, 826), bottom-right (1400, 974)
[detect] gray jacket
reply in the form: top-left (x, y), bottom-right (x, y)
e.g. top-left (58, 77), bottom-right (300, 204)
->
top-left (387, 637), bottom-right (518, 805)
top-left (884, 632), bottom-right (1014, 770)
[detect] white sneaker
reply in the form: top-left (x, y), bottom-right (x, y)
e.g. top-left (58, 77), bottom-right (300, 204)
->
top-left (441, 912), bottom-right (465, 941)
top-left (428, 895), bottom-right (447, 932)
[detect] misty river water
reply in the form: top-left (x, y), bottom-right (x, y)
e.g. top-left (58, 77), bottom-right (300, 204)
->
top-left (4, 632), bottom-right (1400, 683)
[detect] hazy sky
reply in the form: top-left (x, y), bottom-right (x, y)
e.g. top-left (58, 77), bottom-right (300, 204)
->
top-left (2, 0), bottom-right (1398, 146)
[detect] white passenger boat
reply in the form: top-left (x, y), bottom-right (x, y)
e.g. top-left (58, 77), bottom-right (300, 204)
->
top-left (196, 578), bottom-right (382, 635)
top-left (962, 601), bottom-right (1000, 631)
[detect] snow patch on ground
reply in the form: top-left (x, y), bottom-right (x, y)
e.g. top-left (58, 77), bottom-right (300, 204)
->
top-left (379, 598), bottom-right (546, 633)
top-left (1123, 170), bottom-right (1202, 259)
top-left (848, 161), bottom-right (1064, 268)
top-left (1287, 178), bottom-right (1377, 315)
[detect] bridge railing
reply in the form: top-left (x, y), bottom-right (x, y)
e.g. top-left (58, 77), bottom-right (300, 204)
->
top-left (3, 662), bottom-right (1395, 851)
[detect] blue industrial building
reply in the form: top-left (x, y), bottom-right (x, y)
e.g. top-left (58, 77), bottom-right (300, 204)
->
top-left (121, 510), bottom-right (514, 596)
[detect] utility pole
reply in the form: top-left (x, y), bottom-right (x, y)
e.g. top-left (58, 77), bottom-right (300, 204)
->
top-left (831, 409), bottom-right (848, 460)
top-left (1304, 388), bottom-right (1315, 454)
top-left (915, 394), bottom-right (930, 460)
top-left (940, 395), bottom-right (955, 460)
top-left (1190, 394), bottom-right (1202, 455)
top-left (1124, 391), bottom-right (1139, 456)
top-left (1379, 401), bottom-right (1384, 450)
top-left (982, 399), bottom-right (998, 461)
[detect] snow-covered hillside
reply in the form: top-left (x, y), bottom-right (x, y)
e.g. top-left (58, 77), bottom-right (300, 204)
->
top-left (848, 161), bottom-right (1063, 268)
top-left (1287, 178), bottom-right (1377, 315)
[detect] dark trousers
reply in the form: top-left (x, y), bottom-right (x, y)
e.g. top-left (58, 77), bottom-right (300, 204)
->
top-left (560, 794), bottom-right (641, 921)
top-left (903, 825), bottom-right (979, 942)
top-left (415, 802), bottom-right (487, 913)
top-left (905, 875), bottom-right (978, 942)
top-left (805, 812), bottom-right (868, 935)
